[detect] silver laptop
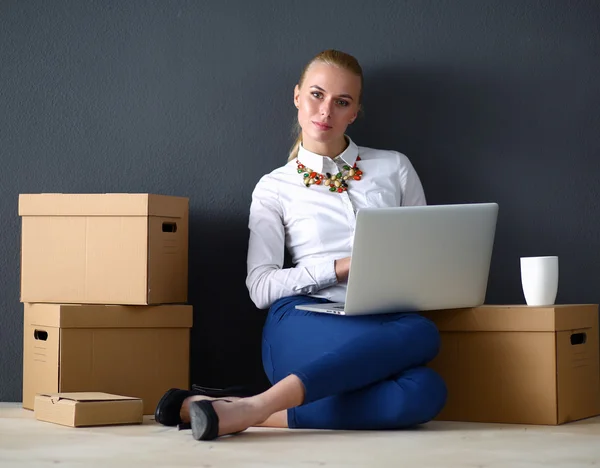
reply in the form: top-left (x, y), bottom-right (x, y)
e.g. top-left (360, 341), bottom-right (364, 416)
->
top-left (295, 203), bottom-right (498, 315)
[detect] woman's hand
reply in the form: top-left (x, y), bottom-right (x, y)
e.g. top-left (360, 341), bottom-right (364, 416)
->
top-left (334, 257), bottom-right (351, 283)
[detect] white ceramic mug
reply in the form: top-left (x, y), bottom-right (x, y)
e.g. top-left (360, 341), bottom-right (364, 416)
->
top-left (520, 256), bottom-right (559, 306)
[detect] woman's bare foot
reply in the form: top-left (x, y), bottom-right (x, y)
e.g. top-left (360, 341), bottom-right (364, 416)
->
top-left (207, 399), bottom-right (270, 436)
top-left (192, 374), bottom-right (304, 438)
top-left (180, 395), bottom-right (241, 423)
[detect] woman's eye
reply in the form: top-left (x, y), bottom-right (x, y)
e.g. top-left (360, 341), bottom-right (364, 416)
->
top-left (336, 100), bottom-right (349, 107)
top-left (311, 92), bottom-right (322, 99)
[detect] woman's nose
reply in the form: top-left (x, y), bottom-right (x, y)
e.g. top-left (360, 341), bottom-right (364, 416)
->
top-left (320, 99), bottom-right (333, 117)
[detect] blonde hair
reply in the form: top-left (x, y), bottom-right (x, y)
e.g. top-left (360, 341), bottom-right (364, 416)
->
top-left (288, 49), bottom-right (364, 162)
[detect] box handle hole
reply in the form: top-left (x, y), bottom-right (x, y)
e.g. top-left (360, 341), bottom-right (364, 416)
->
top-left (34, 330), bottom-right (48, 341)
top-left (570, 332), bottom-right (586, 345)
top-left (162, 222), bottom-right (177, 233)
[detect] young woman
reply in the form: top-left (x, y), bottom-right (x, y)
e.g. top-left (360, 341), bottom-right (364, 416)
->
top-left (155, 50), bottom-right (447, 441)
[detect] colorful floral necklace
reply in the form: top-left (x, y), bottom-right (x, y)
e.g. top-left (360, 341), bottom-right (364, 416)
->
top-left (296, 156), bottom-right (363, 193)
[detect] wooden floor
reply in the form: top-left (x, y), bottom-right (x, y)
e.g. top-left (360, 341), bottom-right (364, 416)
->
top-left (1, 403), bottom-right (600, 467)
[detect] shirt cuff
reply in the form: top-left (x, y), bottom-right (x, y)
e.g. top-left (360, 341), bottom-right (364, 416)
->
top-left (310, 260), bottom-right (338, 290)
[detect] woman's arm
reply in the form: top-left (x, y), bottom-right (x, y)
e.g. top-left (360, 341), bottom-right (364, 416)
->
top-left (246, 176), bottom-right (339, 309)
top-left (396, 152), bottom-right (427, 206)
top-left (334, 256), bottom-right (351, 283)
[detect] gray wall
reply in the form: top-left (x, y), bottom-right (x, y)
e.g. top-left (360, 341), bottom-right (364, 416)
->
top-left (1, 0), bottom-right (599, 401)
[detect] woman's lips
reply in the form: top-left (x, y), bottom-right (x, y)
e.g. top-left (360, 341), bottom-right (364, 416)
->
top-left (312, 121), bottom-right (332, 131)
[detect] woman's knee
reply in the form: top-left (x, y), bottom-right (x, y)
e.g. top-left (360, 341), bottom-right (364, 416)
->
top-left (415, 316), bottom-right (442, 364)
top-left (391, 367), bottom-right (447, 427)
top-left (396, 315), bottom-right (441, 365)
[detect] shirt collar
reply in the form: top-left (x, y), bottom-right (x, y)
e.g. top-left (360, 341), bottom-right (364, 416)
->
top-left (296, 136), bottom-right (359, 174)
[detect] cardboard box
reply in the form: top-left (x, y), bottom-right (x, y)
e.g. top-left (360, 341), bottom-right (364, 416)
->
top-left (422, 304), bottom-right (600, 425)
top-left (34, 392), bottom-right (143, 427)
top-left (23, 303), bottom-right (193, 415)
top-left (19, 193), bottom-right (189, 305)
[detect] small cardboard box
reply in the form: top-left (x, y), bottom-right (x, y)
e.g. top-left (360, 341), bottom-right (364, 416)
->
top-left (19, 193), bottom-right (189, 305)
top-left (23, 303), bottom-right (193, 415)
top-left (422, 304), bottom-right (600, 425)
top-left (34, 392), bottom-right (143, 427)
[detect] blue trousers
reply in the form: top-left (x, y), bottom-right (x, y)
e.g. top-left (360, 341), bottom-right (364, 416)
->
top-left (261, 295), bottom-right (447, 430)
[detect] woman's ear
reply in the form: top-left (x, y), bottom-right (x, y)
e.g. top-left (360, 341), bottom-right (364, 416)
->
top-left (294, 84), bottom-right (300, 108)
top-left (349, 104), bottom-right (362, 124)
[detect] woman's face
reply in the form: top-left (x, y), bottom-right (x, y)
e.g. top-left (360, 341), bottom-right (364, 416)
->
top-left (294, 62), bottom-right (361, 153)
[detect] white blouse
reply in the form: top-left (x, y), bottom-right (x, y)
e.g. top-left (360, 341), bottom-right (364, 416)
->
top-left (246, 137), bottom-right (427, 309)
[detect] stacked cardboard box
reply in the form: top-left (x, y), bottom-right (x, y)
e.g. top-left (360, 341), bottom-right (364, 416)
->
top-left (422, 304), bottom-right (600, 425)
top-left (19, 193), bottom-right (193, 415)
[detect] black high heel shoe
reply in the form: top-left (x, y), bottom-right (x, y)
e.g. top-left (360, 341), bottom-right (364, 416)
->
top-left (154, 385), bottom-right (254, 427)
top-left (189, 399), bottom-right (233, 441)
